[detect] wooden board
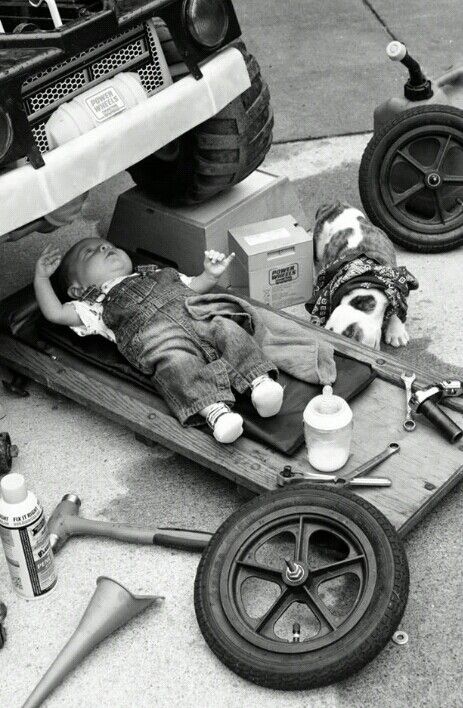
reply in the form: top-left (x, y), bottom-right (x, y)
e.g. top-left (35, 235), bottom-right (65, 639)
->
top-left (0, 330), bottom-right (462, 538)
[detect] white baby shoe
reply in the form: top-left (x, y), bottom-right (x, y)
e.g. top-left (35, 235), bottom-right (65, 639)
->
top-left (251, 375), bottom-right (284, 417)
top-left (205, 402), bottom-right (243, 444)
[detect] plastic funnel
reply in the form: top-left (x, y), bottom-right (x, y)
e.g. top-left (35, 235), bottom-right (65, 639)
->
top-left (22, 577), bottom-right (164, 708)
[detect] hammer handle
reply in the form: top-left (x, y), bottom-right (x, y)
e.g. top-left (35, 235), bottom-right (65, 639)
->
top-left (68, 517), bottom-right (212, 551)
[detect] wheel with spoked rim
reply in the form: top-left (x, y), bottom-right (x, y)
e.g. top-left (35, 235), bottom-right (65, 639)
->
top-left (360, 105), bottom-right (463, 252)
top-left (194, 484), bottom-right (409, 690)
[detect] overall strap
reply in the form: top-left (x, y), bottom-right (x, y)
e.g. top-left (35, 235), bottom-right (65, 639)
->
top-left (79, 285), bottom-right (106, 304)
top-left (137, 265), bottom-right (161, 275)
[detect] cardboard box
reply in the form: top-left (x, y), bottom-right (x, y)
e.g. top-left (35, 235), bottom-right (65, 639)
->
top-left (228, 215), bottom-right (313, 308)
top-left (108, 169), bottom-right (307, 287)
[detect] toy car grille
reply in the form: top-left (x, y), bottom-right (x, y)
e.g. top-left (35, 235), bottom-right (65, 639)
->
top-left (24, 20), bottom-right (170, 154)
top-left (27, 70), bottom-right (88, 114)
top-left (31, 122), bottom-right (51, 155)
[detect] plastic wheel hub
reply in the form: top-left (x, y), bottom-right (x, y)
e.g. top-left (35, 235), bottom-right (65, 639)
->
top-left (380, 125), bottom-right (463, 233)
top-left (426, 172), bottom-right (442, 189)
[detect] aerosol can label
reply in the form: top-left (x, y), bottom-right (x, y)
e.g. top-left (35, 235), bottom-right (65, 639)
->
top-left (0, 506), bottom-right (57, 599)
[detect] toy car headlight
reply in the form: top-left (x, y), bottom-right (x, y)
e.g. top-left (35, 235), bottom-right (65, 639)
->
top-left (184, 0), bottom-right (229, 49)
top-left (0, 107), bottom-right (13, 162)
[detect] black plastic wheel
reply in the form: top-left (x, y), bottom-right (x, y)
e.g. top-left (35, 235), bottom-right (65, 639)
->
top-left (360, 105), bottom-right (463, 252)
top-left (0, 433), bottom-right (13, 476)
top-left (128, 38), bottom-right (273, 204)
top-left (194, 484), bottom-right (409, 690)
top-left (0, 601), bottom-right (6, 649)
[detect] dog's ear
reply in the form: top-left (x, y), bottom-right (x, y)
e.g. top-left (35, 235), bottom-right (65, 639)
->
top-left (313, 204), bottom-right (339, 262)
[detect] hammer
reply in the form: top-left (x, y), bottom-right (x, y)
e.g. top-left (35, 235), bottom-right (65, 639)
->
top-left (48, 493), bottom-right (213, 554)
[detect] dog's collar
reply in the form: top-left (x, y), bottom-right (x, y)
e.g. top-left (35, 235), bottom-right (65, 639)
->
top-left (306, 255), bottom-right (418, 326)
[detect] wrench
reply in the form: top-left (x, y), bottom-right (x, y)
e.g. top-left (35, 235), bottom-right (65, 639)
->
top-left (401, 372), bottom-right (416, 431)
top-left (307, 442), bottom-right (400, 485)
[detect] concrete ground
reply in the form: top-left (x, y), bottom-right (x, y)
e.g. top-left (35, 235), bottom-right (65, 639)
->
top-left (1, 1), bottom-right (462, 707)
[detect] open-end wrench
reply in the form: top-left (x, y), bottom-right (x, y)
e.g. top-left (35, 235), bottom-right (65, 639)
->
top-left (306, 442), bottom-right (400, 486)
top-left (401, 372), bottom-right (416, 431)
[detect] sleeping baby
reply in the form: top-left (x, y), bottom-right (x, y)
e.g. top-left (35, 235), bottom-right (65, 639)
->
top-left (34, 239), bottom-right (284, 444)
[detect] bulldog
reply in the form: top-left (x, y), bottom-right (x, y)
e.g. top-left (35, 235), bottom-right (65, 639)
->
top-left (306, 202), bottom-right (419, 350)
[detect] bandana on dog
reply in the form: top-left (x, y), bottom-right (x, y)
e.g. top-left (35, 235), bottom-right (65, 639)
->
top-left (306, 254), bottom-right (419, 327)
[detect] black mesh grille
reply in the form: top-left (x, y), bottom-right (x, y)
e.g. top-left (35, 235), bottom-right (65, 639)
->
top-left (24, 20), bottom-right (170, 154)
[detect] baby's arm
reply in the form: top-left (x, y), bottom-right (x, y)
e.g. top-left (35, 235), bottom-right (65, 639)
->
top-left (34, 245), bottom-right (82, 326)
top-left (188, 250), bottom-right (235, 294)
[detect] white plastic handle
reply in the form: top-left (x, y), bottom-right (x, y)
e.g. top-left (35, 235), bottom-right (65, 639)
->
top-left (29, 0), bottom-right (63, 28)
top-left (386, 41), bottom-right (407, 61)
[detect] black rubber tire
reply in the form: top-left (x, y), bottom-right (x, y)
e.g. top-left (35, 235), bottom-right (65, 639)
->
top-left (359, 105), bottom-right (463, 253)
top-left (194, 484), bottom-right (409, 690)
top-left (0, 433), bottom-right (12, 476)
top-left (153, 18), bottom-right (183, 66)
top-left (128, 38), bottom-right (273, 204)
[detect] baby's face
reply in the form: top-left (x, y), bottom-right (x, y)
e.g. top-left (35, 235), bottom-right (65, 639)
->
top-left (68, 238), bottom-right (132, 293)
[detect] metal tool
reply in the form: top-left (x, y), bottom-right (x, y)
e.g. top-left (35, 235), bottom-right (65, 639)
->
top-left (307, 442), bottom-right (400, 487)
top-left (305, 474), bottom-right (392, 488)
top-left (343, 442), bottom-right (400, 480)
top-left (401, 372), bottom-right (416, 431)
top-left (48, 493), bottom-right (213, 554)
top-left (410, 386), bottom-right (463, 443)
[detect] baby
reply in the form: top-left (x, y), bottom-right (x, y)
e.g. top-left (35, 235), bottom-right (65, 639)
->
top-left (34, 239), bottom-right (284, 443)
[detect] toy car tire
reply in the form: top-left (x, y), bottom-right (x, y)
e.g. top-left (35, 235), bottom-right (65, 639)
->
top-left (0, 432), bottom-right (13, 476)
top-left (194, 484), bottom-right (409, 690)
top-left (360, 105), bottom-right (463, 253)
top-left (128, 41), bottom-right (273, 204)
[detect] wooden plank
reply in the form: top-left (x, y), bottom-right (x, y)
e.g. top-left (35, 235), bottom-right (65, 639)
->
top-left (1, 331), bottom-right (462, 538)
top-left (290, 376), bottom-right (463, 534)
top-left (0, 334), bottom-right (301, 493)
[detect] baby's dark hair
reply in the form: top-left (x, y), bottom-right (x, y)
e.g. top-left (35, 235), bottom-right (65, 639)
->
top-left (51, 242), bottom-right (81, 301)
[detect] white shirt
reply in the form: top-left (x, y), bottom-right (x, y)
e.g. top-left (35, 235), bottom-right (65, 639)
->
top-left (68, 271), bottom-right (192, 342)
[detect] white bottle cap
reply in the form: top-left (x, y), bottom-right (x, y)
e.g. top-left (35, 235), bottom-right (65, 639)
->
top-left (303, 387), bottom-right (353, 431)
top-left (1, 473), bottom-right (28, 504)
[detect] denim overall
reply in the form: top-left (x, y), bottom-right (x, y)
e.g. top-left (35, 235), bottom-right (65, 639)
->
top-left (80, 266), bottom-right (276, 425)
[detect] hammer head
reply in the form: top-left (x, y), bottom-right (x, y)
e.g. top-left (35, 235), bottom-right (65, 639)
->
top-left (48, 493), bottom-right (81, 553)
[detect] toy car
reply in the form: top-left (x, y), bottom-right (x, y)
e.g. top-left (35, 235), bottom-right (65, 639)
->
top-left (360, 42), bottom-right (463, 253)
top-left (0, 0), bottom-right (272, 240)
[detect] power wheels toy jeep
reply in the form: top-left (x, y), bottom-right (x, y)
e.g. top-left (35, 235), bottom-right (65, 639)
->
top-left (0, 0), bottom-right (273, 238)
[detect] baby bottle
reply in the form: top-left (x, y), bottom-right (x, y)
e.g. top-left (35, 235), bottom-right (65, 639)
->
top-left (303, 386), bottom-right (353, 472)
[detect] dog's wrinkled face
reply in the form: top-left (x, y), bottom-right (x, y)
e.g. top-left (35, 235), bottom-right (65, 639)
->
top-left (325, 289), bottom-right (388, 350)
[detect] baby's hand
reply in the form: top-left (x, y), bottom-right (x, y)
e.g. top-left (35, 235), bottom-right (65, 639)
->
top-left (35, 244), bottom-right (62, 279)
top-left (203, 250), bottom-right (235, 279)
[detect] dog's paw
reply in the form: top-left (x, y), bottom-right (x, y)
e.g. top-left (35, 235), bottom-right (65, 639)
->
top-left (384, 314), bottom-right (409, 347)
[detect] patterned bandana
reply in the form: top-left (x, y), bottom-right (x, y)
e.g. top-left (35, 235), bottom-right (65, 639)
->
top-left (306, 254), bottom-right (419, 327)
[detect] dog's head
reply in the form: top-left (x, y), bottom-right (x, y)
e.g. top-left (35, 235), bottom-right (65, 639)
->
top-left (325, 289), bottom-right (388, 350)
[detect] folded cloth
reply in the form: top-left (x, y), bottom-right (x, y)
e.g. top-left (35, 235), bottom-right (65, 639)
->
top-left (185, 293), bottom-right (336, 385)
top-left (306, 254), bottom-right (419, 327)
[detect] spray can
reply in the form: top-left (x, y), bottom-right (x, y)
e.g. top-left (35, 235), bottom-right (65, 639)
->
top-left (0, 473), bottom-right (57, 599)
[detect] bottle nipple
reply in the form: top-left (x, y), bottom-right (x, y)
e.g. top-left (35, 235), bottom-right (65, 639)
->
top-left (316, 385), bottom-right (340, 415)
